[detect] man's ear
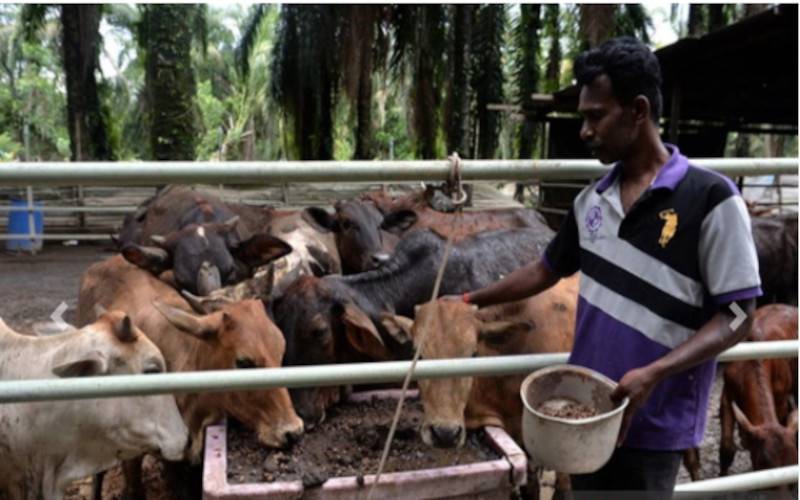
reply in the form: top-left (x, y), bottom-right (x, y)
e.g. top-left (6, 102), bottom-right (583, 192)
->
top-left (631, 95), bottom-right (651, 124)
top-left (380, 313), bottom-right (414, 346)
top-left (338, 303), bottom-right (392, 361)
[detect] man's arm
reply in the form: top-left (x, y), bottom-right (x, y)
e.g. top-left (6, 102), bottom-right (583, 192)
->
top-left (465, 259), bottom-right (561, 308)
top-left (610, 297), bottom-right (756, 446)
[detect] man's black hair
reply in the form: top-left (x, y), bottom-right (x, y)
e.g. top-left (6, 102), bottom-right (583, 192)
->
top-left (574, 36), bottom-right (663, 123)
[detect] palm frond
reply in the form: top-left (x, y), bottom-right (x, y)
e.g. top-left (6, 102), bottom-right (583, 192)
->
top-left (236, 4), bottom-right (268, 77)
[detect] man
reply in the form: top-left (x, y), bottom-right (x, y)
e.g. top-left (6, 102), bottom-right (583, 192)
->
top-left (456, 37), bottom-right (761, 493)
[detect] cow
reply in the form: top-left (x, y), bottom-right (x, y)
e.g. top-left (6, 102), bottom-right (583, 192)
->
top-left (272, 226), bottom-right (555, 426)
top-left (78, 255), bottom-right (303, 497)
top-left (751, 214), bottom-right (798, 306)
top-left (379, 279), bottom-right (578, 448)
top-left (0, 311), bottom-right (188, 500)
top-left (719, 304), bottom-right (798, 476)
top-left (118, 185), bottom-right (295, 295)
top-left (305, 190), bottom-right (550, 274)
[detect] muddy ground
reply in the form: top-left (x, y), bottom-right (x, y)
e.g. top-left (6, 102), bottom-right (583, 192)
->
top-left (0, 245), bottom-right (753, 499)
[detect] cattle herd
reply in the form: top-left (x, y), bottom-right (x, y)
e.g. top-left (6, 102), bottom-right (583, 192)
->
top-left (0, 184), bottom-right (796, 499)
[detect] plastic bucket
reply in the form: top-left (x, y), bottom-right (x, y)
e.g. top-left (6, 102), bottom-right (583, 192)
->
top-left (520, 364), bottom-right (629, 474)
top-left (6, 199), bottom-right (43, 251)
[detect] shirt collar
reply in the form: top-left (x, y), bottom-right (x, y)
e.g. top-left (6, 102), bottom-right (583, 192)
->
top-left (595, 143), bottom-right (688, 194)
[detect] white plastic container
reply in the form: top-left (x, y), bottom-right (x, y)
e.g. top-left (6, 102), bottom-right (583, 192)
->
top-left (520, 364), bottom-right (629, 474)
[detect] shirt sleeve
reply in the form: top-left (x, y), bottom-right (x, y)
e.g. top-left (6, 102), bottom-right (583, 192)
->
top-left (543, 207), bottom-right (581, 277)
top-left (698, 194), bottom-right (762, 304)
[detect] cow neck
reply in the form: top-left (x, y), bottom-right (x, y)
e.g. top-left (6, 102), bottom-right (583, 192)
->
top-left (335, 231), bottom-right (446, 317)
top-left (742, 360), bottom-right (781, 425)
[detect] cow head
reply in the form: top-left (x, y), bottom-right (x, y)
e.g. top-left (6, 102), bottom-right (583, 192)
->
top-left (272, 276), bottom-right (389, 427)
top-left (381, 301), bottom-right (531, 448)
top-left (304, 202), bottom-right (392, 274)
top-left (153, 298), bottom-right (304, 452)
top-left (732, 402), bottom-right (798, 472)
top-left (53, 310), bottom-right (189, 461)
top-left (122, 219), bottom-right (292, 296)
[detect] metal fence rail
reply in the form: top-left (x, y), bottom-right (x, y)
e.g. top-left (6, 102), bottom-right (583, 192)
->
top-left (1, 158), bottom-right (797, 185)
top-left (0, 340), bottom-right (795, 404)
top-left (673, 465), bottom-right (798, 496)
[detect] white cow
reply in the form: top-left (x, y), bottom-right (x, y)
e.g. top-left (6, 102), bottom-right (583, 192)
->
top-left (0, 311), bottom-right (188, 500)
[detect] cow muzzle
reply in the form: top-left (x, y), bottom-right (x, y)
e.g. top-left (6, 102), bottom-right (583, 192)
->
top-left (424, 422), bottom-right (465, 448)
top-left (370, 251), bottom-right (391, 268)
top-left (197, 261), bottom-right (222, 296)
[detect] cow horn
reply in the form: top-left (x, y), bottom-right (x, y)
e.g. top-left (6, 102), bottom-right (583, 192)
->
top-left (150, 234), bottom-right (168, 247)
top-left (112, 314), bottom-right (137, 344)
top-left (731, 401), bottom-right (757, 435)
top-left (222, 215), bottom-right (240, 231)
top-left (181, 289), bottom-right (232, 314)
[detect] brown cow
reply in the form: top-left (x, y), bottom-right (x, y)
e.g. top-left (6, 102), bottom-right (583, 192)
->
top-left (78, 256), bottom-right (303, 496)
top-left (719, 304), bottom-right (798, 476)
top-left (380, 275), bottom-right (579, 447)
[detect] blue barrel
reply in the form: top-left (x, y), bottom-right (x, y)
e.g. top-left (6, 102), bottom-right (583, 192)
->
top-left (6, 199), bottom-right (43, 251)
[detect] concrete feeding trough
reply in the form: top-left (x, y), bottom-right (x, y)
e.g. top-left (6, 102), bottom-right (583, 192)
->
top-left (203, 390), bottom-right (526, 500)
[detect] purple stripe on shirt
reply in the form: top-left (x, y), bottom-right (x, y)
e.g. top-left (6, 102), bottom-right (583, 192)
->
top-left (712, 286), bottom-right (763, 305)
top-left (650, 144), bottom-right (688, 191)
top-left (569, 296), bottom-right (716, 450)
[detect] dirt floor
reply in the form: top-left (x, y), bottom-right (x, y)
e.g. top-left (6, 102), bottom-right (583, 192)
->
top-left (0, 244), bottom-right (754, 499)
top-left (228, 397), bottom-right (499, 486)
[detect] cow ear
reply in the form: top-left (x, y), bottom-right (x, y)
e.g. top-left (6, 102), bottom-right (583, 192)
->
top-left (339, 303), bottom-right (392, 361)
top-left (122, 243), bottom-right (171, 275)
top-left (52, 351), bottom-right (108, 378)
top-left (478, 320), bottom-right (533, 343)
top-left (153, 301), bottom-right (219, 340)
top-left (380, 313), bottom-right (414, 345)
top-left (303, 207), bottom-right (339, 233)
top-left (232, 234), bottom-right (293, 269)
top-left (380, 210), bottom-right (418, 235)
top-left (307, 245), bottom-right (339, 276)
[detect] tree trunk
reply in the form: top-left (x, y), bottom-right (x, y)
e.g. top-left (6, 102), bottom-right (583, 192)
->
top-left (144, 4), bottom-right (197, 160)
top-left (353, 9), bottom-right (376, 160)
top-left (544, 4), bottom-right (561, 92)
top-left (60, 4), bottom-right (111, 161)
top-left (744, 4), bottom-right (768, 18)
top-left (688, 5), bottom-right (704, 36)
top-left (517, 4), bottom-right (541, 160)
top-left (414, 6), bottom-right (442, 159)
top-left (445, 5), bottom-right (474, 157)
top-left (471, 4), bottom-right (505, 159)
top-left (579, 4), bottom-right (617, 49)
top-left (707, 5), bottom-right (725, 32)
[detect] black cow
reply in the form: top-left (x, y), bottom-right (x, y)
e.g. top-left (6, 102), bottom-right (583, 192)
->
top-left (272, 226), bottom-right (554, 425)
top-left (118, 186), bottom-right (292, 296)
top-left (751, 213), bottom-right (798, 306)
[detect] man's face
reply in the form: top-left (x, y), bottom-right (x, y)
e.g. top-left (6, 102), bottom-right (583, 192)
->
top-left (578, 74), bottom-right (638, 165)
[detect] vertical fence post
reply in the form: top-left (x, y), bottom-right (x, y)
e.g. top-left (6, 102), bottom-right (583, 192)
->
top-left (26, 185), bottom-right (36, 255)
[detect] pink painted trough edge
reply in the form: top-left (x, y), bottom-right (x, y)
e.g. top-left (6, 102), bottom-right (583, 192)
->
top-left (203, 389), bottom-right (527, 500)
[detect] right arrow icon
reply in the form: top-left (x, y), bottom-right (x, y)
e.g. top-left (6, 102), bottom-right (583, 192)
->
top-left (728, 302), bottom-right (748, 330)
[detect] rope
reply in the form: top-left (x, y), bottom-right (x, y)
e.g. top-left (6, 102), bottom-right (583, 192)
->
top-left (367, 153), bottom-right (467, 499)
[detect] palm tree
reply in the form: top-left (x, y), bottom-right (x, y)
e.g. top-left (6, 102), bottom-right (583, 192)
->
top-left (444, 4), bottom-right (475, 156)
top-left (471, 4), bottom-right (505, 159)
top-left (20, 4), bottom-right (112, 160)
top-left (543, 4), bottom-right (562, 93)
top-left (579, 4), bottom-right (652, 49)
top-left (140, 4), bottom-right (203, 160)
top-left (514, 4), bottom-right (541, 160)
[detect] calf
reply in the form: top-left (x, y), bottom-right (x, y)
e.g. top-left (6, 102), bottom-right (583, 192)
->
top-left (0, 312), bottom-right (188, 500)
top-left (78, 256), bottom-right (303, 460)
top-left (719, 304), bottom-right (798, 476)
top-left (273, 227), bottom-right (555, 425)
top-left (380, 278), bottom-right (578, 447)
top-left (305, 189), bottom-right (549, 274)
top-left (751, 214), bottom-right (798, 306)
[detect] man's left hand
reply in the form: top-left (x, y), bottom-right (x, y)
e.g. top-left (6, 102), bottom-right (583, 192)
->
top-left (609, 366), bottom-right (660, 447)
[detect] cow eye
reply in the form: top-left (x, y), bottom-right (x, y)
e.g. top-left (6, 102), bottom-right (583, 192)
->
top-left (235, 357), bottom-right (257, 369)
top-left (341, 220), bottom-right (353, 231)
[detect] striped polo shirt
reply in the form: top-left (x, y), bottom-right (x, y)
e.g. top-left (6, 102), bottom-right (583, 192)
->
top-left (543, 144), bottom-right (762, 450)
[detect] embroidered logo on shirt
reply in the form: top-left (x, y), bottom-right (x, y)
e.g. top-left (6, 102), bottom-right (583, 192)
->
top-left (585, 206), bottom-right (603, 242)
top-left (658, 209), bottom-right (678, 247)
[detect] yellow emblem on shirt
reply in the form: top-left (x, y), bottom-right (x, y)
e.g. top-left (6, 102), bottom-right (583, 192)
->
top-left (658, 209), bottom-right (678, 248)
